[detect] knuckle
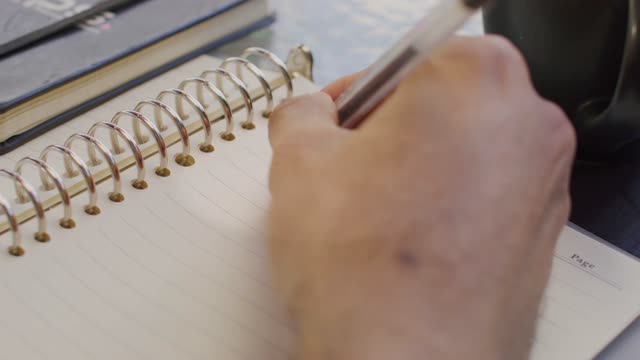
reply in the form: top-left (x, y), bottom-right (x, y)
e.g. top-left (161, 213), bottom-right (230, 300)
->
top-left (481, 35), bottom-right (523, 59)
top-left (269, 96), bottom-right (305, 123)
top-left (270, 94), bottom-right (320, 123)
top-left (403, 36), bottom-right (530, 95)
top-left (268, 95), bottom-right (316, 148)
top-left (477, 35), bottom-right (526, 68)
top-left (453, 35), bottom-right (528, 79)
top-left (268, 101), bottom-right (293, 132)
top-left (539, 101), bottom-right (577, 157)
top-left (555, 192), bottom-right (573, 227)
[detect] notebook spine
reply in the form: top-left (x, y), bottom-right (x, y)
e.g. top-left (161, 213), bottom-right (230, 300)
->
top-left (0, 45), bottom-right (314, 257)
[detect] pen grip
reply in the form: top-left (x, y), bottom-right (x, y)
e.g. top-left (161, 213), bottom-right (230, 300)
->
top-left (336, 0), bottom-right (482, 129)
top-left (337, 48), bottom-right (418, 128)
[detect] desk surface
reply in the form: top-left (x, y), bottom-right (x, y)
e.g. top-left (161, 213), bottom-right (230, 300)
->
top-left (212, 1), bottom-right (637, 358)
top-left (212, 0), bottom-right (483, 85)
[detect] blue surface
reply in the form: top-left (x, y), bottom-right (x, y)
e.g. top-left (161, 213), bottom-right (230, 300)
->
top-left (212, 0), bottom-right (483, 86)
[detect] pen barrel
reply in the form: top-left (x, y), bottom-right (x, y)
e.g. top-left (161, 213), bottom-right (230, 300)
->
top-left (337, 48), bottom-right (418, 128)
top-left (337, 0), bottom-right (479, 128)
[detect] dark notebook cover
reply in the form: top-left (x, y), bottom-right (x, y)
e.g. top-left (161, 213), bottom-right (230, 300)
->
top-left (0, 0), bottom-right (274, 153)
top-left (0, 0), bottom-right (135, 56)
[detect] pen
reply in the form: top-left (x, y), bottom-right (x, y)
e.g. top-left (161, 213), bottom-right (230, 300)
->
top-left (337, 0), bottom-right (490, 128)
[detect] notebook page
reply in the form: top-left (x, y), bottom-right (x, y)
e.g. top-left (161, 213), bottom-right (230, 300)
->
top-left (535, 227), bottom-right (640, 359)
top-left (0, 60), bottom-right (639, 360)
top-left (0, 75), bottom-right (316, 360)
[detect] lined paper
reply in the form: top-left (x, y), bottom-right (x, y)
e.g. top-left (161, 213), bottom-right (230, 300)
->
top-left (0, 55), bottom-right (639, 359)
top-left (531, 227), bottom-right (640, 359)
top-left (0, 69), bottom-right (304, 358)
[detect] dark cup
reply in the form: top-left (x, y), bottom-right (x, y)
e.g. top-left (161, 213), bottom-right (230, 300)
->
top-left (484, 0), bottom-right (639, 161)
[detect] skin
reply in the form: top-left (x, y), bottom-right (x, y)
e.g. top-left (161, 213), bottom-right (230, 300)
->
top-left (266, 36), bottom-right (577, 360)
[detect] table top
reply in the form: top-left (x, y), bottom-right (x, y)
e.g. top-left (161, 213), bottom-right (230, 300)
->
top-left (213, 1), bottom-right (638, 359)
top-left (212, 0), bottom-right (483, 86)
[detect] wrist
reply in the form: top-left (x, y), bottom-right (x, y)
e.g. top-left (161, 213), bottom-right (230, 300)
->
top-left (295, 295), bottom-right (513, 360)
top-left (284, 234), bottom-right (538, 360)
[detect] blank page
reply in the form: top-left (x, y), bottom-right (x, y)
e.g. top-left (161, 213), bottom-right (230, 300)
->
top-left (0, 55), bottom-right (639, 359)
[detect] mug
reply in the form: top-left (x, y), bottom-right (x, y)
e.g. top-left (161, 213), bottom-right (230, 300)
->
top-left (483, 0), bottom-right (639, 161)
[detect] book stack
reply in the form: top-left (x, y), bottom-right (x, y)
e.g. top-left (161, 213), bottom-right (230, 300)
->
top-left (0, 0), bottom-right (273, 154)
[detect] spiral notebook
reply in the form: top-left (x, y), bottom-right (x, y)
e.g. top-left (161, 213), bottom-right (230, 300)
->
top-left (0, 46), bottom-right (638, 360)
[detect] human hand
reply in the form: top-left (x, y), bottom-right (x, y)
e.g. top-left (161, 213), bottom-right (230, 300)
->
top-left (267, 36), bottom-right (576, 360)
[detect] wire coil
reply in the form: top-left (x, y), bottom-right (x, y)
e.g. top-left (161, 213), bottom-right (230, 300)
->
top-left (0, 47), bottom-right (299, 256)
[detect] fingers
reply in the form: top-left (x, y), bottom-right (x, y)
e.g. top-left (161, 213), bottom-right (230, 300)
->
top-left (322, 70), bottom-right (366, 100)
top-left (361, 35), bottom-right (541, 135)
top-left (268, 92), bottom-right (347, 196)
top-left (268, 92), bottom-right (342, 150)
top-left (437, 35), bottom-right (532, 85)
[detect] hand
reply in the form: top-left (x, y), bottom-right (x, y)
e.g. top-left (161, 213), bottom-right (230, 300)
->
top-left (267, 35), bottom-right (576, 360)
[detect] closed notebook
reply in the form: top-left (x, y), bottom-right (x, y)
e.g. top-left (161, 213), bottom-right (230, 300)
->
top-left (0, 45), bottom-right (638, 360)
top-left (0, 0), bottom-right (274, 155)
top-left (0, 0), bottom-right (134, 56)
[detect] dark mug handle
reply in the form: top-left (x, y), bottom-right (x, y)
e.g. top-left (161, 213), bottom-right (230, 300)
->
top-left (577, 0), bottom-right (640, 160)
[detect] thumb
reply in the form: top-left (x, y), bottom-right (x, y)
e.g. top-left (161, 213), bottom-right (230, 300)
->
top-left (268, 91), bottom-right (341, 149)
top-left (322, 70), bottom-right (366, 100)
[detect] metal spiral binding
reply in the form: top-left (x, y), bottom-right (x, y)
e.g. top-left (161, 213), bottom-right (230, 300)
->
top-left (88, 122), bottom-right (148, 190)
top-left (0, 170), bottom-right (49, 244)
top-left (64, 134), bottom-right (125, 203)
top-left (14, 157), bottom-right (75, 229)
top-left (40, 145), bottom-right (101, 216)
top-left (199, 69), bottom-right (254, 130)
top-left (134, 100), bottom-right (194, 167)
top-left (242, 47), bottom-right (294, 100)
top-left (177, 78), bottom-right (235, 141)
top-left (111, 110), bottom-right (171, 177)
top-left (0, 46), bottom-right (314, 257)
top-left (219, 57), bottom-right (275, 117)
top-left (0, 193), bottom-right (22, 256)
top-left (156, 89), bottom-right (214, 154)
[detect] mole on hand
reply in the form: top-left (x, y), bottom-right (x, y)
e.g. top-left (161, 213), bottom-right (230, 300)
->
top-left (396, 249), bottom-right (420, 269)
